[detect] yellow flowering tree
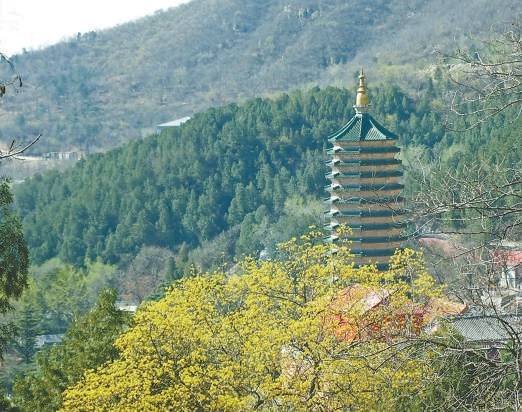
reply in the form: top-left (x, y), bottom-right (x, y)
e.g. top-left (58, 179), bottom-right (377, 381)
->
top-left (62, 231), bottom-right (444, 411)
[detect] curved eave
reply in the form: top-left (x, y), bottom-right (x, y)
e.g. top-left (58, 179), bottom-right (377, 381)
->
top-left (343, 223), bottom-right (405, 230)
top-left (324, 184), bottom-right (342, 192)
top-left (328, 113), bottom-right (398, 142)
top-left (323, 226), bottom-right (404, 242)
top-left (324, 235), bottom-right (339, 243)
top-left (326, 210), bottom-right (405, 218)
top-left (328, 196), bottom-right (404, 205)
top-left (338, 158), bottom-right (402, 166)
top-left (325, 158), bottom-right (341, 166)
top-left (350, 248), bottom-right (399, 257)
top-left (326, 146), bottom-right (400, 155)
top-left (326, 170), bottom-right (403, 179)
top-left (345, 235), bottom-right (406, 243)
top-left (325, 183), bottom-right (404, 190)
top-left (323, 244), bottom-right (402, 257)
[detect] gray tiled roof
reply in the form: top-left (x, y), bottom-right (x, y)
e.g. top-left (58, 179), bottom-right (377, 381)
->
top-left (450, 315), bottom-right (522, 343)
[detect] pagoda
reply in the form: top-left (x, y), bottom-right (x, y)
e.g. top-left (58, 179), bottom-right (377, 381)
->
top-left (325, 70), bottom-right (404, 269)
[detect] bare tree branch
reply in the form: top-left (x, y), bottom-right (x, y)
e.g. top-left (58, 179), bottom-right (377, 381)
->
top-left (439, 20), bottom-right (522, 131)
top-left (0, 135), bottom-right (42, 160)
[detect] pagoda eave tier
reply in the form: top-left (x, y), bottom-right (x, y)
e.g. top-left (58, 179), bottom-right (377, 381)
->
top-left (324, 73), bottom-right (405, 269)
top-left (324, 170), bottom-right (403, 178)
top-left (326, 146), bottom-right (400, 156)
top-left (325, 196), bottom-right (404, 204)
top-left (325, 183), bottom-right (404, 191)
top-left (330, 158), bottom-right (401, 166)
top-left (325, 209), bottom-right (405, 217)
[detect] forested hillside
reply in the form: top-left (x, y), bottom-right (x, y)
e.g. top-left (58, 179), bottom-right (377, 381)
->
top-left (1, 1), bottom-right (521, 408)
top-left (15, 85), bottom-right (435, 267)
top-left (15, 79), bottom-right (522, 269)
top-left (0, 0), bottom-right (518, 152)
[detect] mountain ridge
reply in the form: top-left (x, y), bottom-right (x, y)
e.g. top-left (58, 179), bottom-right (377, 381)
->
top-left (0, 0), bottom-right (518, 153)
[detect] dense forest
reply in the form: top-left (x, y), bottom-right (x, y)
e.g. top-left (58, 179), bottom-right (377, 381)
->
top-left (0, 0), bottom-right (519, 152)
top-left (15, 85), bottom-right (431, 268)
top-left (0, 0), bottom-right (520, 408)
top-left (4, 47), bottom-right (522, 412)
top-left (15, 81), bottom-right (522, 273)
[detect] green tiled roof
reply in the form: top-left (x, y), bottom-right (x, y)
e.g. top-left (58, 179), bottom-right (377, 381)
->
top-left (326, 170), bottom-right (403, 179)
top-left (324, 182), bottom-right (404, 191)
top-left (326, 209), bottom-right (405, 218)
top-left (326, 146), bottom-right (400, 155)
top-left (328, 113), bottom-right (397, 142)
top-left (350, 248), bottom-right (399, 257)
top-left (345, 235), bottom-right (405, 243)
top-left (339, 158), bottom-right (402, 166)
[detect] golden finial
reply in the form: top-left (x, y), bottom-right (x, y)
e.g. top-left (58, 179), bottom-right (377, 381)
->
top-left (355, 68), bottom-right (369, 109)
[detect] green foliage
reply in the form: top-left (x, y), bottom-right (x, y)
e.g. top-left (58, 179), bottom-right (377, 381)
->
top-left (12, 289), bottom-right (131, 412)
top-left (13, 304), bottom-right (38, 363)
top-left (0, 394), bottom-right (18, 412)
top-left (0, 179), bottom-right (29, 356)
top-left (14, 259), bottom-right (117, 336)
top-left (15, 81), bottom-right (522, 269)
top-left (16, 86), bottom-right (428, 268)
top-left (0, 180), bottom-right (29, 309)
top-left (235, 196), bottom-right (324, 258)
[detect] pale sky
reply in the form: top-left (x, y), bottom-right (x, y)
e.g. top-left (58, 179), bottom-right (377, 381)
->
top-left (0, 0), bottom-right (193, 56)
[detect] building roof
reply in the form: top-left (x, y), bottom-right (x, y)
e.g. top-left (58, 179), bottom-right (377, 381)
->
top-left (330, 285), bottom-right (466, 343)
top-left (156, 116), bottom-right (191, 129)
top-left (450, 315), bottom-right (522, 344)
top-left (35, 334), bottom-right (63, 348)
top-left (328, 113), bottom-right (398, 142)
top-left (328, 69), bottom-right (397, 142)
top-left (492, 250), bottom-right (522, 268)
top-left (116, 302), bottom-right (138, 313)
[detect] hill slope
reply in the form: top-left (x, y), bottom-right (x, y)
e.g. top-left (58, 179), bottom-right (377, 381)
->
top-left (15, 85), bottom-right (432, 267)
top-left (0, 0), bottom-right (518, 152)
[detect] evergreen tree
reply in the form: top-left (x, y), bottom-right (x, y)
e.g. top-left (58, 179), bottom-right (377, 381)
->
top-left (13, 304), bottom-right (38, 363)
top-left (12, 289), bottom-right (131, 412)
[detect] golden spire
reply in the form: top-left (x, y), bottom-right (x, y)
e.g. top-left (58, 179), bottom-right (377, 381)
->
top-left (355, 68), bottom-right (369, 109)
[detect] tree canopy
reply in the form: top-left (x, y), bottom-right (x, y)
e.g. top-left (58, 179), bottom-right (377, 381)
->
top-left (12, 289), bottom-right (131, 412)
top-left (61, 232), bottom-right (445, 411)
top-left (15, 85), bottom-right (442, 269)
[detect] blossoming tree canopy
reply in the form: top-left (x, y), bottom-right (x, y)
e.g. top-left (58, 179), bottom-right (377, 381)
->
top-left (62, 232), bottom-right (462, 411)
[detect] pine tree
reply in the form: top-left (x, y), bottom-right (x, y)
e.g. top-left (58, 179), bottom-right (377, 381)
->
top-left (14, 304), bottom-right (38, 363)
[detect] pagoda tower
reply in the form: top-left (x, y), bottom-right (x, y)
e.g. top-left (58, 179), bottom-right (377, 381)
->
top-left (325, 70), bottom-right (404, 269)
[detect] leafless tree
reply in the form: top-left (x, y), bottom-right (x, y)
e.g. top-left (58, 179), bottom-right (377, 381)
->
top-left (408, 159), bottom-right (521, 240)
top-left (441, 20), bottom-right (522, 130)
top-left (399, 21), bottom-right (522, 410)
top-left (0, 52), bottom-right (40, 160)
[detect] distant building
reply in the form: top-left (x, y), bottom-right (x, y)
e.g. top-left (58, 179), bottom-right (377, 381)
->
top-left (42, 151), bottom-right (85, 161)
top-left (493, 242), bottom-right (522, 291)
top-left (116, 302), bottom-right (138, 313)
top-left (325, 70), bottom-right (404, 269)
top-left (156, 116), bottom-right (191, 133)
top-left (449, 315), bottom-right (522, 358)
top-left (35, 334), bottom-right (63, 348)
